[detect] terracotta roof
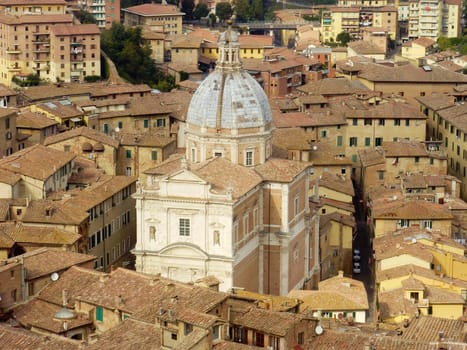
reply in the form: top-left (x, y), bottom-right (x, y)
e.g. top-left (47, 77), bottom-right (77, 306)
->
top-left (0, 13), bottom-right (73, 25)
top-left (401, 315), bottom-right (465, 342)
top-left (37, 266), bottom-right (105, 308)
top-left (16, 111), bottom-right (58, 129)
top-left (229, 306), bottom-right (307, 336)
top-left (239, 34), bottom-right (273, 47)
top-left (272, 110), bottom-right (346, 128)
top-left (44, 126), bottom-right (119, 148)
top-left (406, 37), bottom-right (436, 48)
top-left (0, 0), bottom-right (65, 4)
top-left (437, 104), bottom-right (467, 132)
top-left (374, 231), bottom-right (434, 263)
top-left (357, 62), bottom-right (467, 83)
top-left (17, 248), bottom-right (95, 280)
top-left (85, 318), bottom-right (161, 350)
top-left (143, 153), bottom-right (185, 176)
top-left (190, 157), bottom-right (263, 199)
top-left (50, 23), bottom-right (100, 36)
top-left (358, 148), bottom-right (385, 167)
top-left (402, 174), bottom-right (446, 189)
top-left (14, 298), bottom-right (92, 334)
top-left (372, 198), bottom-right (453, 220)
top-left (320, 212), bottom-right (356, 228)
top-left (171, 35), bottom-right (202, 48)
top-left (378, 288), bottom-right (418, 320)
top-left (0, 323), bottom-right (79, 350)
top-left (436, 60), bottom-right (463, 73)
top-left (319, 172), bottom-right (355, 196)
top-left (307, 329), bottom-right (371, 349)
top-left (348, 40), bottom-right (386, 54)
top-left (123, 3), bottom-right (183, 16)
top-left (254, 158), bottom-right (309, 183)
top-left (424, 284), bottom-right (466, 304)
top-left (7, 223), bottom-right (81, 247)
top-left (0, 144), bottom-right (75, 181)
top-left (36, 100), bottom-right (83, 119)
top-left (271, 128), bottom-right (312, 158)
top-left (297, 78), bottom-right (369, 95)
top-left (0, 168), bottom-right (21, 185)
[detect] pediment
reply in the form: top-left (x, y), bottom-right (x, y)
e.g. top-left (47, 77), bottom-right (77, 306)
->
top-left (159, 242), bottom-right (208, 259)
top-left (166, 169), bottom-right (207, 184)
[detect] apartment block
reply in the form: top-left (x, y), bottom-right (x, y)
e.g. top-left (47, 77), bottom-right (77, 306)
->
top-left (78, 0), bottom-right (120, 29)
top-left (0, 11), bottom-right (100, 86)
top-left (122, 3), bottom-right (184, 35)
top-left (407, 0), bottom-right (462, 41)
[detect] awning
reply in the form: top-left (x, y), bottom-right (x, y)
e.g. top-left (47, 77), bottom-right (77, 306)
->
top-left (70, 117), bottom-right (82, 122)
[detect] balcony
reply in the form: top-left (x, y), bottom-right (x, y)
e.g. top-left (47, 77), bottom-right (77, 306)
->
top-left (32, 48), bottom-right (50, 54)
top-left (6, 47), bottom-right (21, 54)
top-left (8, 64), bottom-right (21, 72)
top-left (35, 64), bottom-right (50, 71)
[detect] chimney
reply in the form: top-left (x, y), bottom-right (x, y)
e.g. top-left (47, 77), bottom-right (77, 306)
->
top-left (338, 270), bottom-right (344, 278)
top-left (62, 289), bottom-right (68, 306)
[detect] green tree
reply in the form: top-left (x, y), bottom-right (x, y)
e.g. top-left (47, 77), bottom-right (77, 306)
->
top-left (251, 0), bottom-right (263, 20)
top-left (233, 0), bottom-right (251, 22)
top-left (193, 3), bottom-right (209, 19)
top-left (181, 0), bottom-right (195, 19)
top-left (336, 31), bottom-right (351, 45)
top-left (216, 2), bottom-right (233, 22)
top-left (76, 9), bottom-right (97, 24)
top-left (101, 23), bottom-right (176, 91)
top-left (209, 13), bottom-right (217, 26)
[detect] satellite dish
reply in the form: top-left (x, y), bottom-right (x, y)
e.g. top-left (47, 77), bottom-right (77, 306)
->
top-left (114, 127), bottom-right (120, 133)
top-left (50, 272), bottom-right (59, 281)
top-left (315, 325), bottom-right (324, 335)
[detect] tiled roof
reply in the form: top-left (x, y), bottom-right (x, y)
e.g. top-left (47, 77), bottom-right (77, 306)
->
top-left (171, 34), bottom-right (202, 48)
top-left (271, 127), bottom-right (312, 158)
top-left (401, 315), bottom-right (464, 342)
top-left (424, 284), bottom-right (466, 304)
top-left (357, 62), bottom-right (467, 83)
top-left (191, 157), bottom-right (263, 199)
top-left (213, 341), bottom-right (264, 350)
top-left (373, 232), bottom-right (434, 263)
top-left (36, 100), bottom-right (84, 119)
top-left (7, 223), bottom-right (81, 246)
top-left (437, 104), bottom-right (467, 133)
top-left (85, 318), bottom-right (161, 350)
top-left (296, 78), bottom-right (369, 95)
top-left (319, 212), bottom-right (355, 228)
top-left (402, 174), bottom-right (446, 189)
top-left (17, 248), bottom-right (95, 280)
top-left (50, 23), bottom-right (99, 36)
top-left (20, 198), bottom-right (88, 225)
top-left (0, 168), bottom-right (21, 185)
top-left (37, 266), bottom-right (105, 308)
top-left (359, 148), bottom-right (385, 167)
top-left (143, 153), bottom-right (185, 176)
top-left (319, 172), bottom-right (355, 196)
top-left (372, 198), bottom-right (453, 220)
top-left (44, 126), bottom-right (119, 148)
top-left (229, 306), bottom-right (307, 336)
top-left (16, 111), bottom-right (58, 129)
top-left (123, 3), bottom-right (183, 15)
top-left (0, 323), bottom-right (79, 350)
top-left (407, 37), bottom-right (436, 48)
top-left (288, 289), bottom-right (368, 311)
top-left (0, 0), bottom-right (65, 4)
top-left (254, 157), bottom-right (309, 183)
top-left (348, 40), bottom-right (386, 54)
top-left (0, 144), bottom-right (75, 181)
top-left (307, 329), bottom-right (371, 349)
top-left (378, 288), bottom-right (418, 320)
top-left (436, 60), bottom-right (463, 72)
top-left (0, 13), bottom-right (73, 25)
top-left (14, 298), bottom-right (92, 333)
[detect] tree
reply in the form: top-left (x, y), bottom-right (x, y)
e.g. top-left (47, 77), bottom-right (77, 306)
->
top-left (336, 31), bottom-right (351, 46)
top-left (76, 9), bottom-right (97, 24)
top-left (181, 0), bottom-right (195, 20)
top-left (233, 0), bottom-right (251, 22)
top-left (251, 0), bottom-right (263, 20)
top-left (216, 2), bottom-right (233, 22)
top-left (193, 3), bottom-right (209, 19)
top-left (101, 23), bottom-right (176, 91)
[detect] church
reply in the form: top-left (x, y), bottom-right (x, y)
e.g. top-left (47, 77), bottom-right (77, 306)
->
top-left (132, 24), bottom-right (316, 295)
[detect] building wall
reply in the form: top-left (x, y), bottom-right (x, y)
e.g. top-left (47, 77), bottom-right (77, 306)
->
top-left (379, 254), bottom-right (431, 271)
top-left (233, 247), bottom-right (259, 292)
top-left (0, 262), bottom-right (23, 311)
top-left (123, 12), bottom-right (183, 35)
top-left (374, 218), bottom-right (452, 237)
top-left (431, 303), bottom-right (464, 319)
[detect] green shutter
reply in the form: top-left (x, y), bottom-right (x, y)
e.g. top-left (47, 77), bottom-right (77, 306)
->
top-left (96, 306), bottom-right (103, 321)
top-left (337, 136), bottom-right (342, 146)
top-left (365, 137), bottom-right (370, 146)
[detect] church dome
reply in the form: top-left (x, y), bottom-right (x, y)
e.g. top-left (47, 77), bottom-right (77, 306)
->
top-left (186, 25), bottom-right (272, 130)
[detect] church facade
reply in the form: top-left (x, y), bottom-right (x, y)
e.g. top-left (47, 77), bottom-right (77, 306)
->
top-left (132, 25), bottom-right (315, 295)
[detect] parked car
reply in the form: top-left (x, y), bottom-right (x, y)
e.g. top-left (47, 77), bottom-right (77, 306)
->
top-left (353, 262), bottom-right (361, 274)
top-left (353, 254), bottom-right (361, 261)
top-left (353, 249), bottom-right (361, 255)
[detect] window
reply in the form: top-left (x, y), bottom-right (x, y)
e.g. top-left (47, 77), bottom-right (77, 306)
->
top-left (96, 306), bottom-right (103, 321)
top-left (254, 332), bottom-right (264, 347)
top-left (64, 145), bottom-right (70, 152)
top-left (126, 150), bottom-right (132, 158)
top-left (351, 154), bottom-right (357, 162)
top-left (298, 332), bottom-right (304, 345)
top-left (118, 121), bottom-right (123, 129)
top-left (421, 220), bottom-right (432, 229)
top-left (378, 119), bottom-right (385, 126)
top-left (11, 289), bottom-right (17, 302)
top-left (364, 119), bottom-right (372, 126)
top-left (156, 118), bottom-right (166, 127)
top-left (378, 171), bottom-right (384, 180)
top-left (394, 119), bottom-right (400, 126)
top-left (349, 137), bottom-right (357, 147)
top-left (414, 156), bottom-right (420, 163)
top-left (143, 119), bottom-right (149, 128)
top-left (245, 150), bottom-right (253, 166)
top-left (352, 118), bottom-right (358, 126)
top-left (375, 137), bottom-right (383, 146)
top-left (5, 117), bottom-right (9, 129)
top-left (184, 323), bottom-right (193, 335)
top-left (321, 130), bottom-right (327, 138)
top-left (171, 333), bottom-right (178, 340)
top-left (337, 135), bottom-right (342, 146)
top-left (405, 119), bottom-right (410, 126)
top-left (294, 195), bottom-right (299, 216)
top-left (399, 219), bottom-right (409, 228)
top-left (213, 325), bottom-right (220, 339)
top-left (151, 150), bottom-right (157, 161)
top-left (179, 218), bottom-right (190, 236)
top-left (365, 137), bottom-right (370, 146)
